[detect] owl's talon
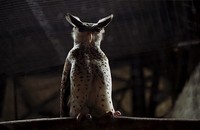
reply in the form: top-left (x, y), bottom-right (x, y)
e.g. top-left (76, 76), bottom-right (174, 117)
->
top-left (76, 113), bottom-right (82, 121)
top-left (76, 113), bottom-right (92, 121)
top-left (104, 111), bottom-right (121, 118)
top-left (86, 114), bottom-right (92, 119)
top-left (114, 111), bottom-right (121, 117)
top-left (106, 111), bottom-right (114, 118)
top-left (104, 111), bottom-right (114, 119)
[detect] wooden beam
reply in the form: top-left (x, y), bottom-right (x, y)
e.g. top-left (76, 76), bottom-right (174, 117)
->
top-left (0, 117), bottom-right (199, 130)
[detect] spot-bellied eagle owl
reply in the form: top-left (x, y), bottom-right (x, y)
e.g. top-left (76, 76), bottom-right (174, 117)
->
top-left (60, 13), bottom-right (121, 120)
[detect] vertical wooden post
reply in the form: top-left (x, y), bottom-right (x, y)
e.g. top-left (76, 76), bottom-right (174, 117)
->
top-left (149, 60), bottom-right (159, 117)
top-left (0, 74), bottom-right (6, 118)
top-left (131, 56), bottom-right (145, 117)
top-left (13, 76), bottom-right (18, 120)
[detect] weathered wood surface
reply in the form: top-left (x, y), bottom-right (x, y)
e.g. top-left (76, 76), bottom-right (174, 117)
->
top-left (0, 117), bottom-right (200, 130)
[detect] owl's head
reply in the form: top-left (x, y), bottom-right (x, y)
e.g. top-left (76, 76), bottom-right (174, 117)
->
top-left (65, 13), bottom-right (113, 45)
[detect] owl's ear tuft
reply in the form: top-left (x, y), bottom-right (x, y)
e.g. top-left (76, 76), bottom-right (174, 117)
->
top-left (65, 13), bottom-right (84, 28)
top-left (96, 14), bottom-right (113, 29)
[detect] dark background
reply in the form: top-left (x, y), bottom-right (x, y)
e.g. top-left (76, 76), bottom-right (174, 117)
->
top-left (0, 0), bottom-right (200, 121)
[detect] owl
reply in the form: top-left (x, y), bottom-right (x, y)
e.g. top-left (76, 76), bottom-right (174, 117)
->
top-left (60, 13), bottom-right (121, 120)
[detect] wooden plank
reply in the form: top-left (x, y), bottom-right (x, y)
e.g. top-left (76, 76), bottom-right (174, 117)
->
top-left (0, 117), bottom-right (199, 130)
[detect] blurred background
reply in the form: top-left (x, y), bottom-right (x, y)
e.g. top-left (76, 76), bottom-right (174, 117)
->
top-left (0, 0), bottom-right (200, 121)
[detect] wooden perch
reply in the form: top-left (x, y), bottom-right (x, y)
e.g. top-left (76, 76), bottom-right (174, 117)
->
top-left (0, 117), bottom-right (199, 130)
